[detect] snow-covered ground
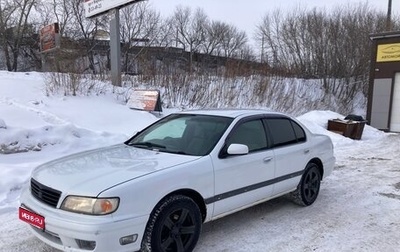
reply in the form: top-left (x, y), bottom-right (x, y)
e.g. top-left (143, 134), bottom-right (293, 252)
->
top-left (0, 71), bottom-right (399, 251)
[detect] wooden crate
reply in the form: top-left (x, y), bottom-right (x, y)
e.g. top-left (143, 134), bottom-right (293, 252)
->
top-left (327, 119), bottom-right (366, 140)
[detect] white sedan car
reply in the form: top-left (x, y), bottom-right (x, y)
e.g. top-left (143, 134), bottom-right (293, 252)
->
top-left (19, 109), bottom-right (335, 252)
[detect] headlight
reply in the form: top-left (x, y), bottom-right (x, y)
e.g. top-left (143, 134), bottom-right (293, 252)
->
top-left (61, 196), bottom-right (119, 215)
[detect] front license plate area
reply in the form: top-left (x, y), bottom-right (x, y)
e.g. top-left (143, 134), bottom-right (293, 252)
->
top-left (19, 207), bottom-right (45, 230)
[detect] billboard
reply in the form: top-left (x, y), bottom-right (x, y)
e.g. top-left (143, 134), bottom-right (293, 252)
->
top-left (83, 0), bottom-right (145, 18)
top-left (127, 90), bottom-right (162, 112)
top-left (39, 23), bottom-right (60, 53)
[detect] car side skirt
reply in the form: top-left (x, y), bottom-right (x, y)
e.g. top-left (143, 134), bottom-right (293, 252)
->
top-left (204, 169), bottom-right (304, 204)
top-left (208, 188), bottom-right (298, 221)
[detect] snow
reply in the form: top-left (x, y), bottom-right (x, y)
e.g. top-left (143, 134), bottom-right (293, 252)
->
top-left (1, 71), bottom-right (400, 251)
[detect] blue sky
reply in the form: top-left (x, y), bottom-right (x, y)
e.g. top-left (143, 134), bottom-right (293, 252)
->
top-left (150, 0), bottom-right (399, 34)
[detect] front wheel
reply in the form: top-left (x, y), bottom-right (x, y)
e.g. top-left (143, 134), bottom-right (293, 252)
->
top-left (290, 163), bottom-right (321, 206)
top-left (141, 195), bottom-right (202, 252)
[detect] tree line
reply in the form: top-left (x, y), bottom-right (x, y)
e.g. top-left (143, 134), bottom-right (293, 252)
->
top-left (0, 0), bottom-right (397, 82)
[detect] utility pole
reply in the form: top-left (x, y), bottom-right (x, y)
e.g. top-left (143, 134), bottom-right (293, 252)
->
top-left (386, 0), bottom-right (392, 31)
top-left (83, 0), bottom-right (145, 87)
top-left (110, 9), bottom-right (121, 87)
top-left (261, 35), bottom-right (265, 63)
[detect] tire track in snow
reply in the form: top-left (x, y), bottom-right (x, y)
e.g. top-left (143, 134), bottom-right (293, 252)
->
top-left (0, 97), bottom-right (68, 125)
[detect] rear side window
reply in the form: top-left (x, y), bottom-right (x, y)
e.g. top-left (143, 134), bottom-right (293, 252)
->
top-left (265, 118), bottom-right (305, 147)
top-left (291, 121), bottom-right (306, 142)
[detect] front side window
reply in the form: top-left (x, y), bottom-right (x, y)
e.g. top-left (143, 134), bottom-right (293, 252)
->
top-left (126, 114), bottom-right (233, 156)
top-left (226, 119), bottom-right (268, 152)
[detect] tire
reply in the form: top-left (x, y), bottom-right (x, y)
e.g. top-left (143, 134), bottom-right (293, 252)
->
top-left (141, 195), bottom-right (202, 252)
top-left (290, 163), bottom-right (321, 206)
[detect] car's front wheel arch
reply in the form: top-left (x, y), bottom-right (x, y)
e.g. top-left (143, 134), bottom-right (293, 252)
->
top-left (165, 189), bottom-right (207, 222)
top-left (141, 193), bottom-right (204, 252)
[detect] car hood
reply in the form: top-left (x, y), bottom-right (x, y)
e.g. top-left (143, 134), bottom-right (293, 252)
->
top-left (32, 144), bottom-right (200, 196)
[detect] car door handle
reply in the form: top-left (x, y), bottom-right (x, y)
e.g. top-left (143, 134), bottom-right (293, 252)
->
top-left (263, 157), bottom-right (273, 163)
top-left (304, 149), bottom-right (310, 154)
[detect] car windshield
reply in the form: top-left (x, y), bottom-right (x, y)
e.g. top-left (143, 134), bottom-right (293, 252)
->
top-left (126, 114), bottom-right (233, 156)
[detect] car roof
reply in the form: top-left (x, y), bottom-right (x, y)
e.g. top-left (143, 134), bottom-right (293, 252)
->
top-left (177, 109), bottom-right (286, 119)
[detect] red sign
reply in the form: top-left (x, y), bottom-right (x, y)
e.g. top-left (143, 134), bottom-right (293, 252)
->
top-left (19, 207), bottom-right (45, 230)
top-left (40, 23), bottom-right (60, 53)
top-left (127, 90), bottom-right (162, 112)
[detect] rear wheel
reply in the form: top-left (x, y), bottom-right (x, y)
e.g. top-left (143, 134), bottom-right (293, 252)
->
top-left (141, 195), bottom-right (202, 252)
top-left (290, 163), bottom-right (321, 206)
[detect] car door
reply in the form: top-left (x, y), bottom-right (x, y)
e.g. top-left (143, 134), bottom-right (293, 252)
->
top-left (211, 118), bottom-right (275, 218)
top-left (264, 117), bottom-right (310, 195)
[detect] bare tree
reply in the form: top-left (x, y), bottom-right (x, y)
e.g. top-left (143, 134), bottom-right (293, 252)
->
top-left (63, 0), bottom-right (108, 73)
top-left (255, 9), bottom-right (287, 71)
top-left (255, 3), bottom-right (391, 77)
top-left (152, 17), bottom-right (176, 48)
top-left (172, 6), bottom-right (208, 73)
top-left (254, 2), bottom-right (395, 106)
top-left (119, 1), bottom-right (160, 73)
top-left (50, 0), bottom-right (73, 36)
top-left (0, 0), bottom-right (38, 71)
top-left (220, 24), bottom-right (248, 58)
top-left (202, 20), bottom-right (228, 56)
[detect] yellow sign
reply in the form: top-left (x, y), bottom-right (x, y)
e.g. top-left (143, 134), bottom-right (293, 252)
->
top-left (377, 43), bottom-right (400, 62)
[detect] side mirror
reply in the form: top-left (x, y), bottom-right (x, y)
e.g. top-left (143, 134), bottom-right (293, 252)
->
top-left (227, 144), bottom-right (249, 155)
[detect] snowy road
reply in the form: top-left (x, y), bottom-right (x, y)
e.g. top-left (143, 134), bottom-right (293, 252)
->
top-left (1, 134), bottom-right (399, 252)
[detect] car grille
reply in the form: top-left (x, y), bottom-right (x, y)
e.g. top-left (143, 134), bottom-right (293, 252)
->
top-left (31, 179), bottom-right (61, 208)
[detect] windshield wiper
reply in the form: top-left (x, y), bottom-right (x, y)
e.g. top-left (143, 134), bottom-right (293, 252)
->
top-left (128, 141), bottom-right (166, 150)
top-left (162, 149), bottom-right (189, 155)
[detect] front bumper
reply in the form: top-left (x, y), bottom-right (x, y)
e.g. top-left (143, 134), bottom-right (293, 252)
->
top-left (19, 188), bottom-right (148, 252)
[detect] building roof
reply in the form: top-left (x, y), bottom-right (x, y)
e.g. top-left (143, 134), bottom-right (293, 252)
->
top-left (370, 31), bottom-right (400, 40)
